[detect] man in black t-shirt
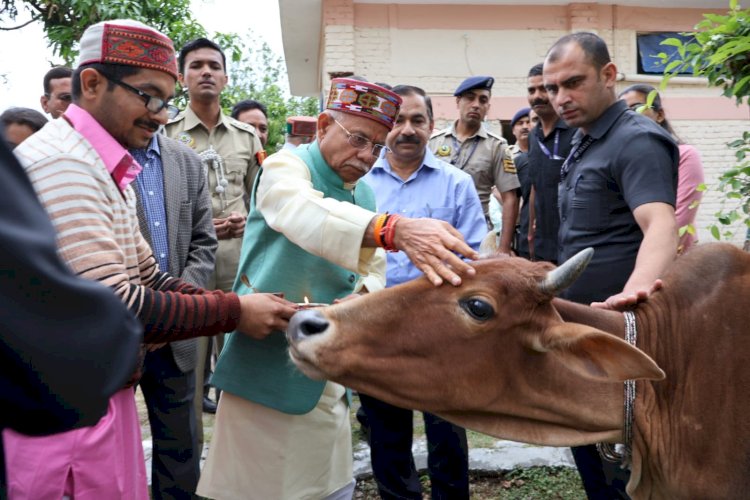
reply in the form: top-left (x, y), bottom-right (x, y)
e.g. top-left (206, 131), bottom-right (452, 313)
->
top-left (543, 32), bottom-right (679, 500)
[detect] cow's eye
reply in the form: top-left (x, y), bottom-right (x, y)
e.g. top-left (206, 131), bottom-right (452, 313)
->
top-left (460, 298), bottom-right (495, 321)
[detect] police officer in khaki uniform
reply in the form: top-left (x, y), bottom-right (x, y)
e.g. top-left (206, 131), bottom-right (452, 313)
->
top-left (165, 37), bottom-right (263, 433)
top-left (429, 76), bottom-right (520, 255)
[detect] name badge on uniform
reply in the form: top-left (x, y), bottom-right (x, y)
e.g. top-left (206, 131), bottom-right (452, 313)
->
top-left (437, 145), bottom-right (451, 157)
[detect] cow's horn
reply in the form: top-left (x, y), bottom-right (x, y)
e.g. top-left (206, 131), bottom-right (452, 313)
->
top-left (538, 247), bottom-right (594, 296)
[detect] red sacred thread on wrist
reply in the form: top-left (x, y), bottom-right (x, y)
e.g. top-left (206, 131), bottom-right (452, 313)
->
top-left (383, 214), bottom-right (401, 252)
top-left (373, 213), bottom-right (389, 248)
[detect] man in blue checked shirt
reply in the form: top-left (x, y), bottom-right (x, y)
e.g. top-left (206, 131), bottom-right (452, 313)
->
top-left (130, 133), bottom-right (217, 499)
top-left (360, 84), bottom-right (486, 500)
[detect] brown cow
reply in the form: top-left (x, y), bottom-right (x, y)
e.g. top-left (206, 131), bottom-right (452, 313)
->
top-left (287, 243), bottom-right (750, 499)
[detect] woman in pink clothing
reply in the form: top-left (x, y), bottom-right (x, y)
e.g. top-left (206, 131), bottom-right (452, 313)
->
top-left (620, 84), bottom-right (705, 253)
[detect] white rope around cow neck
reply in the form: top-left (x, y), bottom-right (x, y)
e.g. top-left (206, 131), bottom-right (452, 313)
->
top-left (596, 310), bottom-right (636, 469)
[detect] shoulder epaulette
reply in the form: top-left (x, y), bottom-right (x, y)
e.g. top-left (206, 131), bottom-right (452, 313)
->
top-left (430, 128), bottom-right (450, 140)
top-left (486, 130), bottom-right (508, 144)
top-left (227, 117), bottom-right (258, 136)
top-left (502, 153), bottom-right (517, 174)
top-left (167, 113), bottom-right (186, 125)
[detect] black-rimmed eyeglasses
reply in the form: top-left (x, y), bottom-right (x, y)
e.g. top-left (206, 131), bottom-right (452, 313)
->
top-left (333, 119), bottom-right (388, 157)
top-left (105, 76), bottom-right (179, 118)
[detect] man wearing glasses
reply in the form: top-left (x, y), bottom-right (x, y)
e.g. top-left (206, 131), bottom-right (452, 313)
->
top-left (40, 66), bottom-right (72, 119)
top-left (100, 52), bottom-right (215, 499)
top-left (198, 78), bottom-right (479, 500)
top-left (5, 19), bottom-right (296, 499)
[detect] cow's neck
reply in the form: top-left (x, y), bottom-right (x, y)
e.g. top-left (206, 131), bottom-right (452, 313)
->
top-left (626, 253), bottom-right (750, 499)
top-left (548, 298), bottom-right (633, 437)
top-left (551, 298), bottom-right (664, 499)
top-left (552, 298), bottom-right (625, 335)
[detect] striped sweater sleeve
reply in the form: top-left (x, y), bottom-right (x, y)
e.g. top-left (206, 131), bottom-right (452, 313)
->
top-left (130, 273), bottom-right (241, 343)
top-left (23, 150), bottom-right (241, 342)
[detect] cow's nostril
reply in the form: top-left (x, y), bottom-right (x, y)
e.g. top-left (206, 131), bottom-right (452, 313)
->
top-left (287, 309), bottom-right (330, 344)
top-left (301, 315), bottom-right (329, 336)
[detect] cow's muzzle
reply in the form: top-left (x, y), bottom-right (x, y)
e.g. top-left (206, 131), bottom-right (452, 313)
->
top-left (287, 309), bottom-right (330, 345)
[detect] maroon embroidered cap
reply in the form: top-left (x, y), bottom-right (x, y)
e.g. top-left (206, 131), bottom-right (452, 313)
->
top-left (325, 78), bottom-right (402, 129)
top-left (77, 19), bottom-right (178, 80)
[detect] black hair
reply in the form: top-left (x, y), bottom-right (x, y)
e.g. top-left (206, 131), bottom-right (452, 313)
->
top-left (547, 32), bottom-right (611, 70)
top-left (528, 63), bottom-right (544, 78)
top-left (231, 99), bottom-right (268, 119)
top-left (391, 84), bottom-right (433, 121)
top-left (71, 63), bottom-right (141, 100)
top-left (1, 106), bottom-right (48, 132)
top-left (43, 66), bottom-right (73, 95)
top-left (178, 38), bottom-right (226, 74)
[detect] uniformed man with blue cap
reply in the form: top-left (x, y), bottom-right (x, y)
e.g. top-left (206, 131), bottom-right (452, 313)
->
top-left (429, 75), bottom-right (520, 255)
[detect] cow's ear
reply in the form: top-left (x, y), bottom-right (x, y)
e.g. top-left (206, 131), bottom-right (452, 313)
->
top-left (531, 323), bottom-right (665, 382)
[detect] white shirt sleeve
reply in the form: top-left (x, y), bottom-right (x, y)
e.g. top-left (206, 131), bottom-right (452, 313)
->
top-left (355, 247), bottom-right (387, 293)
top-left (256, 150), bottom-right (380, 277)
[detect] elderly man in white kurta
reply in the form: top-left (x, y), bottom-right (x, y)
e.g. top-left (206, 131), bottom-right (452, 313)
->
top-left (198, 79), bottom-right (481, 500)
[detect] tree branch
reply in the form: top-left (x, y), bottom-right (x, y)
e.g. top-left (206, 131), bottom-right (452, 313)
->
top-left (0, 16), bottom-right (41, 30)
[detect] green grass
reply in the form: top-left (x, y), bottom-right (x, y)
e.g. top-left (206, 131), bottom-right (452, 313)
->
top-left (467, 429), bottom-right (500, 448)
top-left (495, 467), bottom-right (584, 499)
top-left (355, 467), bottom-right (585, 499)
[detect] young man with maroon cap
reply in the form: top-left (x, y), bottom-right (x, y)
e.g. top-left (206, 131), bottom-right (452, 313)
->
top-left (4, 19), bottom-right (296, 499)
top-left (198, 78), bottom-right (479, 500)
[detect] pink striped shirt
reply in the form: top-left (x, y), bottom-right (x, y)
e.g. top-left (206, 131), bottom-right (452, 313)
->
top-left (64, 103), bottom-right (142, 191)
top-left (15, 112), bottom-right (240, 343)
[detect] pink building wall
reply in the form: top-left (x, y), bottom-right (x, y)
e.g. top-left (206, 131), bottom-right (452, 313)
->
top-left (312, 0), bottom-right (749, 244)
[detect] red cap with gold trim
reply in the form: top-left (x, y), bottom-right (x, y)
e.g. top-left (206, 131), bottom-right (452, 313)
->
top-left (325, 78), bottom-right (402, 129)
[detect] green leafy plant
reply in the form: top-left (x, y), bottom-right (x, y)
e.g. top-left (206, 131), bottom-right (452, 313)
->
top-left (659, 0), bottom-right (750, 243)
top-left (220, 30), bottom-right (318, 153)
top-left (711, 131), bottom-right (750, 240)
top-left (1, 2), bottom-right (318, 155)
top-left (1, 0), bottom-right (207, 64)
top-left (660, 0), bottom-right (750, 104)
